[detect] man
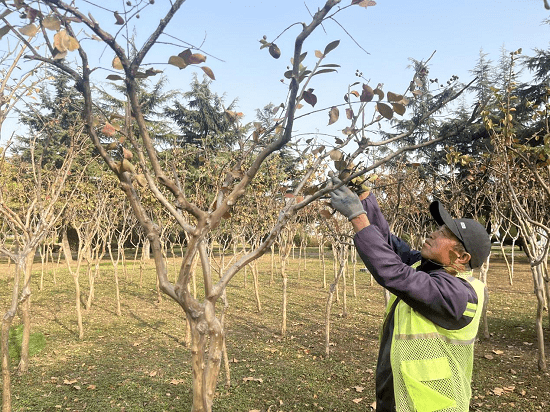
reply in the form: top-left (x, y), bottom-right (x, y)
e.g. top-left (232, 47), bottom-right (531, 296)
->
top-left (330, 177), bottom-right (490, 412)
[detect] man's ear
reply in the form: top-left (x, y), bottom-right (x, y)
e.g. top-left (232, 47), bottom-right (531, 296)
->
top-left (456, 251), bottom-right (471, 266)
top-left (449, 250), bottom-right (471, 266)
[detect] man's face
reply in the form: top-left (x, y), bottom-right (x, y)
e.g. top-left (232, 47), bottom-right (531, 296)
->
top-left (420, 225), bottom-right (463, 266)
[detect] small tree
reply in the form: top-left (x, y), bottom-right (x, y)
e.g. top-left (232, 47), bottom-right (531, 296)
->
top-left (484, 50), bottom-right (550, 371)
top-left (0, 132), bottom-right (86, 411)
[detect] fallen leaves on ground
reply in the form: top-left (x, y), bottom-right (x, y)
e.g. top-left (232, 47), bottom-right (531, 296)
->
top-left (243, 376), bottom-right (263, 383)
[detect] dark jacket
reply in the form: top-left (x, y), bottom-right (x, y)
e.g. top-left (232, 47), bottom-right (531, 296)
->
top-left (353, 194), bottom-right (479, 412)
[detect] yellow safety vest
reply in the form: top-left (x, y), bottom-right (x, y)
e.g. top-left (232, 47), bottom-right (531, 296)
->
top-left (386, 274), bottom-right (486, 412)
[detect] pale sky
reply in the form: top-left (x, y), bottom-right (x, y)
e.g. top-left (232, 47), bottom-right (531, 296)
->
top-left (153, 0), bottom-right (550, 143)
top-left (2, 0), bottom-right (550, 144)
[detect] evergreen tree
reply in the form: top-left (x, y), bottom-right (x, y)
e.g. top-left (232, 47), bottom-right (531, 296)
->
top-left (15, 70), bottom-right (85, 168)
top-left (97, 74), bottom-right (178, 147)
top-left (469, 49), bottom-right (495, 106)
top-left (164, 74), bottom-right (241, 150)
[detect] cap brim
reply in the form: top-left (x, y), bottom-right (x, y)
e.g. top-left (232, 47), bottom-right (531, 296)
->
top-left (429, 201), bottom-right (464, 244)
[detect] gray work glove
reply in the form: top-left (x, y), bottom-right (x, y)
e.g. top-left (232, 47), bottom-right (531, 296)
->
top-left (330, 177), bottom-right (367, 221)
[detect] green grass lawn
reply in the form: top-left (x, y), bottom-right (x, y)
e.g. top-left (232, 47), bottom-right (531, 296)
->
top-left (0, 250), bottom-right (548, 411)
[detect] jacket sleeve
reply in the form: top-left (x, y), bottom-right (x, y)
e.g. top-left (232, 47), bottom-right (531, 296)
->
top-left (390, 234), bottom-right (422, 266)
top-left (354, 224), bottom-right (475, 328)
top-left (362, 194), bottom-right (421, 265)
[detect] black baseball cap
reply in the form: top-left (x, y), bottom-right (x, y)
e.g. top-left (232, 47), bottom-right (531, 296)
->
top-left (429, 201), bottom-right (491, 269)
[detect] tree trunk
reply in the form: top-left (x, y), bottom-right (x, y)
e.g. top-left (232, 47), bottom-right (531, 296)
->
top-left (85, 258), bottom-right (95, 311)
top-left (321, 243), bottom-right (327, 289)
top-left (1, 320), bottom-right (13, 412)
top-left (332, 249), bottom-right (339, 303)
top-left (352, 248), bottom-right (357, 298)
top-left (139, 254), bottom-right (144, 288)
top-left (270, 247), bottom-right (275, 286)
top-left (497, 241), bottom-right (513, 285)
top-left (479, 254), bottom-right (490, 339)
top-left (66, 231), bottom-right (86, 340)
top-left (191, 254), bottom-right (198, 299)
top-left (142, 237), bottom-right (150, 260)
top-left (18, 251), bottom-right (36, 373)
top-left (325, 250), bottom-right (346, 357)
top-left (252, 261), bottom-right (261, 313)
top-left (188, 300), bottom-right (224, 412)
top-left (281, 258), bottom-right (288, 337)
top-left (297, 241), bottom-right (302, 279)
top-left (107, 243), bottom-right (122, 316)
top-left (53, 247), bottom-right (61, 285)
top-left (533, 264), bottom-right (547, 371)
top-left (114, 268), bottom-right (122, 316)
top-left (61, 227), bottom-right (74, 267)
top-left (1, 256), bottom-right (24, 412)
top-left (302, 240), bottom-right (307, 270)
top-left (39, 244), bottom-right (46, 291)
top-left (219, 291), bottom-right (231, 388)
top-left (74, 273), bottom-right (84, 340)
top-left (156, 273), bottom-right (162, 304)
top-left (342, 250), bottom-right (348, 318)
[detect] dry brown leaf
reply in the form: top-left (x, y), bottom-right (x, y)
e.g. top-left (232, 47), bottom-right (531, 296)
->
top-left (63, 379), bottom-right (77, 385)
top-left (243, 376), bottom-right (263, 383)
top-left (135, 174), bottom-right (147, 187)
top-left (360, 84), bottom-right (374, 102)
top-left (19, 23), bottom-right (39, 37)
top-left (392, 103), bottom-right (406, 116)
top-left (101, 122), bottom-right (117, 137)
top-left (62, 33), bottom-right (79, 51)
top-left (352, 0), bottom-right (377, 7)
top-left (0, 25), bottom-right (10, 40)
top-left (87, 384), bottom-right (96, 390)
top-left (387, 91), bottom-right (403, 102)
top-left (168, 55), bottom-right (187, 69)
top-left (492, 387), bottom-right (504, 396)
top-left (376, 102), bottom-right (393, 120)
top-left (352, 398), bottom-right (363, 403)
top-left (354, 385), bottom-right (365, 392)
top-left (188, 53), bottom-right (206, 64)
top-left (328, 106), bottom-right (339, 125)
top-left (53, 30), bottom-right (68, 52)
top-left (329, 149), bottom-right (343, 161)
top-left (112, 56), bottom-right (123, 70)
top-left (201, 66), bottom-right (215, 80)
top-left (114, 11), bottom-right (124, 25)
top-left (122, 147), bottom-right (133, 160)
top-left (53, 50), bottom-right (68, 60)
top-left (42, 15), bottom-right (61, 31)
